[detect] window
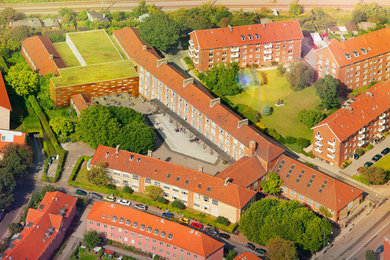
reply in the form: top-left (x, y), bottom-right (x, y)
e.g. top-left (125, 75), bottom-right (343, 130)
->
top-left (212, 199), bottom-right (218, 205)
top-left (132, 175), bottom-right (139, 180)
top-left (203, 196), bottom-right (209, 202)
top-left (145, 178), bottom-right (151, 184)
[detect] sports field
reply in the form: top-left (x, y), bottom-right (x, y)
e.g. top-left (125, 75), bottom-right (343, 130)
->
top-left (68, 30), bottom-right (123, 65)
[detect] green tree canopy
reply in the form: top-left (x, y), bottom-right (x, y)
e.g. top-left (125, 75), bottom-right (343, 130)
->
top-left (261, 172), bottom-right (283, 195)
top-left (0, 169), bottom-right (16, 209)
top-left (289, 1), bottom-right (303, 16)
top-left (286, 62), bottom-right (315, 90)
top-left (139, 12), bottom-right (184, 52)
top-left (5, 62), bottom-right (39, 96)
top-left (199, 62), bottom-right (241, 96)
top-left (360, 166), bottom-right (386, 185)
top-left (0, 144), bottom-right (33, 178)
top-left (262, 104), bottom-right (273, 117)
top-left (0, 8), bottom-right (18, 24)
top-left (49, 117), bottom-right (74, 137)
top-left (172, 199), bottom-right (186, 209)
top-left (314, 75), bottom-right (339, 109)
top-left (83, 231), bottom-right (101, 248)
top-left (239, 198), bottom-right (332, 252)
top-left (297, 109), bottom-right (325, 128)
top-left (77, 10), bottom-right (88, 21)
top-left (267, 236), bottom-right (298, 260)
top-left (145, 185), bottom-right (164, 200)
top-left (87, 162), bottom-right (112, 187)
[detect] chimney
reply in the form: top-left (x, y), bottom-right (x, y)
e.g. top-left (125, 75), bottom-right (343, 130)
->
top-left (224, 177), bottom-right (231, 186)
top-left (49, 54), bottom-right (53, 59)
top-left (249, 140), bottom-right (257, 156)
top-left (157, 58), bottom-right (168, 67)
top-left (228, 24), bottom-right (232, 32)
top-left (147, 150), bottom-right (152, 157)
top-left (105, 152), bottom-right (109, 158)
top-left (198, 165), bottom-right (203, 172)
top-left (237, 119), bottom-right (248, 128)
top-left (183, 78), bottom-right (194, 88)
top-left (115, 145), bottom-right (120, 154)
top-left (210, 98), bottom-right (220, 108)
top-left (142, 45), bottom-right (147, 50)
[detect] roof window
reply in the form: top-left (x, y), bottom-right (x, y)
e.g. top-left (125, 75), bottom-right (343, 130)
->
top-left (286, 165), bottom-right (295, 178)
top-left (307, 174), bottom-right (316, 187)
top-left (360, 48), bottom-right (367, 54)
top-left (296, 170), bottom-right (305, 183)
top-left (255, 33), bottom-right (260, 39)
top-left (160, 231), bottom-right (167, 238)
top-left (248, 34), bottom-right (253, 40)
top-left (147, 226), bottom-right (152, 233)
top-left (119, 217), bottom-right (124, 224)
top-left (344, 53), bottom-right (351, 60)
top-left (198, 183), bottom-right (202, 189)
top-left (140, 224), bottom-right (145, 231)
top-left (137, 158), bottom-right (141, 162)
top-left (125, 219), bottom-right (131, 226)
top-left (185, 179), bottom-right (189, 184)
top-left (352, 50), bottom-right (359, 57)
top-left (241, 35), bottom-right (246, 41)
top-left (167, 173), bottom-right (171, 179)
top-left (319, 180), bottom-right (328, 193)
top-left (130, 155), bottom-right (133, 161)
top-left (207, 186), bottom-right (211, 192)
top-left (154, 229), bottom-right (159, 235)
top-left (167, 233), bottom-right (174, 240)
top-left (176, 176), bottom-right (180, 181)
top-left (275, 160), bottom-right (285, 173)
top-left (132, 222), bottom-right (138, 228)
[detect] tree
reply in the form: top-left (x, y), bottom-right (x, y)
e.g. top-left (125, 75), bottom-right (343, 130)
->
top-left (230, 9), bottom-right (258, 26)
top-left (86, 162), bottom-right (112, 187)
top-left (360, 166), bottom-right (386, 185)
top-left (365, 250), bottom-right (376, 260)
top-left (0, 8), bottom-right (17, 24)
top-left (319, 206), bottom-right (333, 218)
top-left (261, 172), bottom-right (283, 195)
top-left (352, 9), bottom-right (367, 24)
top-left (8, 223), bottom-right (23, 235)
top-left (83, 231), bottom-right (101, 248)
top-left (0, 144), bottom-right (33, 178)
top-left (49, 117), bottom-right (74, 137)
top-left (297, 109), bottom-right (325, 128)
top-left (262, 104), bottom-right (273, 117)
top-left (215, 216), bottom-right (230, 226)
top-left (0, 169), bottom-right (16, 209)
top-left (286, 62), bottom-right (315, 90)
top-left (123, 186), bottom-right (134, 194)
top-left (289, 1), bottom-right (303, 16)
top-left (139, 12), bottom-right (184, 52)
top-left (145, 185), bottom-right (164, 200)
top-left (314, 75), bottom-right (339, 109)
top-left (267, 237), bottom-right (298, 260)
top-left (5, 62), bottom-right (39, 96)
top-left (172, 199), bottom-right (186, 209)
top-left (77, 10), bottom-right (88, 21)
top-left (239, 198), bottom-right (332, 252)
top-left (312, 8), bottom-right (335, 31)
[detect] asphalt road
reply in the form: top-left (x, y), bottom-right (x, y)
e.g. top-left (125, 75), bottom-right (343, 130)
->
top-left (1, 0), bottom-right (389, 15)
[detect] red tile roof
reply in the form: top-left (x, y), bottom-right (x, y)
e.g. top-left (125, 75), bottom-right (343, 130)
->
top-left (21, 35), bottom-right (66, 76)
top-left (312, 81), bottom-right (390, 142)
top-left (324, 27), bottom-right (390, 67)
top-left (3, 191), bottom-right (77, 260)
top-left (0, 130), bottom-right (26, 151)
top-left (91, 146), bottom-right (257, 209)
top-left (0, 72), bottom-right (11, 111)
top-left (191, 20), bottom-right (303, 50)
top-left (272, 155), bottom-right (363, 212)
top-left (215, 156), bottom-right (266, 188)
top-left (70, 93), bottom-right (91, 112)
top-left (234, 252), bottom-right (262, 260)
top-left (88, 201), bottom-right (224, 257)
top-left (113, 27), bottom-right (284, 163)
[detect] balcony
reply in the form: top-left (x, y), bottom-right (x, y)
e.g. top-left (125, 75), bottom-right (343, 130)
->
top-left (231, 52), bottom-right (239, 58)
top-left (264, 49), bottom-right (273, 54)
top-left (189, 52), bottom-right (193, 58)
top-left (379, 119), bottom-right (387, 125)
top-left (379, 125), bottom-right (386, 132)
top-left (379, 113), bottom-right (387, 120)
top-left (315, 141), bottom-right (323, 147)
top-left (315, 135), bottom-right (323, 141)
top-left (193, 59), bottom-right (199, 64)
top-left (193, 52), bottom-right (199, 58)
top-left (189, 39), bottom-right (194, 46)
top-left (231, 47), bottom-right (239, 52)
top-left (327, 141), bottom-right (336, 146)
top-left (358, 134), bottom-right (366, 141)
top-left (358, 128), bottom-right (366, 134)
top-left (327, 147), bottom-right (335, 153)
top-left (327, 153), bottom-right (335, 160)
top-left (264, 43), bottom-right (273, 48)
top-left (263, 55), bottom-right (272, 61)
top-left (315, 147), bottom-right (323, 154)
top-left (358, 140), bottom-right (365, 147)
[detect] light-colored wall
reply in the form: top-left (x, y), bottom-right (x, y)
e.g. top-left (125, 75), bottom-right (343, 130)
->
top-left (0, 106), bottom-right (10, 130)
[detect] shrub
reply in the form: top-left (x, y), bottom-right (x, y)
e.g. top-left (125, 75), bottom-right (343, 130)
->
top-left (296, 138), bottom-right (310, 148)
top-left (366, 144), bottom-right (373, 150)
top-left (215, 216), bottom-right (230, 226)
top-left (319, 206), bottom-right (333, 218)
top-left (297, 109), bottom-right (325, 128)
top-left (172, 199), bottom-right (186, 210)
top-left (284, 136), bottom-right (296, 144)
top-left (123, 186), bottom-right (134, 194)
top-left (266, 128), bottom-right (282, 142)
top-left (8, 223), bottom-right (23, 235)
top-left (276, 64), bottom-right (286, 75)
top-left (157, 197), bottom-right (169, 204)
top-left (271, 61), bottom-right (278, 66)
top-left (262, 104), bottom-right (273, 117)
top-left (356, 149), bottom-right (365, 156)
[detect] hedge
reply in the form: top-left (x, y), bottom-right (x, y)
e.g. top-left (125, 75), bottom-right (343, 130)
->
top-left (68, 156), bottom-right (91, 184)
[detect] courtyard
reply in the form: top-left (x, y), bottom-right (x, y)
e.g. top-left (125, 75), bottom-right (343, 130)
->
top-left (227, 69), bottom-right (321, 140)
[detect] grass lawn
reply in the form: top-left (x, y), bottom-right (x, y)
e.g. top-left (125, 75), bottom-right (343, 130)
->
top-left (52, 60), bottom-right (137, 87)
top-left (227, 69), bottom-right (320, 140)
top-left (68, 30), bottom-right (123, 65)
top-left (375, 154), bottom-right (390, 171)
top-left (53, 42), bottom-right (80, 67)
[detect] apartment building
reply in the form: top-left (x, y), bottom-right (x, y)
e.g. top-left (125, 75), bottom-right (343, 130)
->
top-left (113, 27), bottom-right (284, 167)
top-left (2, 191), bottom-right (77, 260)
top-left (312, 81), bottom-right (390, 166)
top-left (188, 20), bottom-right (304, 72)
top-left (87, 201), bottom-right (224, 260)
top-left (316, 27), bottom-right (390, 89)
top-left (21, 35), bottom-right (66, 76)
top-left (0, 72), bottom-right (11, 130)
top-left (89, 146), bottom-right (257, 223)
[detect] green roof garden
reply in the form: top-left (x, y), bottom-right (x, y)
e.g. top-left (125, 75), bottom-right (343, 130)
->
top-left (51, 60), bottom-right (138, 88)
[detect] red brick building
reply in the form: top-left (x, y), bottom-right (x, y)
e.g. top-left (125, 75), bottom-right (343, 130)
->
top-left (316, 27), bottom-right (390, 89)
top-left (21, 36), bottom-right (66, 76)
top-left (312, 81), bottom-right (390, 166)
top-left (384, 236), bottom-right (390, 260)
top-left (0, 72), bottom-right (11, 130)
top-left (188, 20), bottom-right (303, 72)
top-left (87, 201), bottom-right (224, 260)
top-left (2, 191), bottom-right (77, 260)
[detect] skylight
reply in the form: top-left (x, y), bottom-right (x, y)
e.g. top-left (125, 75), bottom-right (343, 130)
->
top-left (176, 176), bottom-right (180, 181)
top-left (185, 179), bottom-right (189, 184)
top-left (296, 170), bottom-right (305, 183)
top-left (275, 160), bottom-right (285, 173)
top-left (286, 165), bottom-right (295, 178)
top-left (307, 174), bottom-right (316, 187)
top-left (207, 186), bottom-right (211, 192)
top-left (198, 183), bottom-right (202, 189)
top-left (319, 180), bottom-right (328, 193)
top-left (167, 173), bottom-right (171, 179)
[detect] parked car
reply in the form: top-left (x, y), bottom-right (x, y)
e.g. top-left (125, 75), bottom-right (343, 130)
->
top-left (162, 212), bottom-right (174, 219)
top-left (255, 248), bottom-right (266, 255)
top-left (218, 232), bottom-right (231, 240)
top-left (364, 161), bottom-right (373, 167)
top-left (376, 244), bottom-right (384, 254)
top-left (88, 192), bottom-right (103, 200)
top-left (104, 194), bottom-right (116, 202)
top-left (116, 199), bottom-right (131, 206)
top-left (134, 204), bottom-right (147, 210)
top-left (381, 147), bottom-right (390, 156)
top-left (190, 222), bottom-right (203, 229)
top-left (205, 227), bottom-right (219, 236)
top-left (372, 154), bottom-right (383, 162)
top-left (179, 218), bottom-right (190, 224)
top-left (76, 189), bottom-right (87, 196)
top-left (246, 242), bottom-right (256, 251)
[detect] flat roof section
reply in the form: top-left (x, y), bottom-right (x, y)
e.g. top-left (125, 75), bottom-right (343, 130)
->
top-left (51, 60), bottom-right (138, 87)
